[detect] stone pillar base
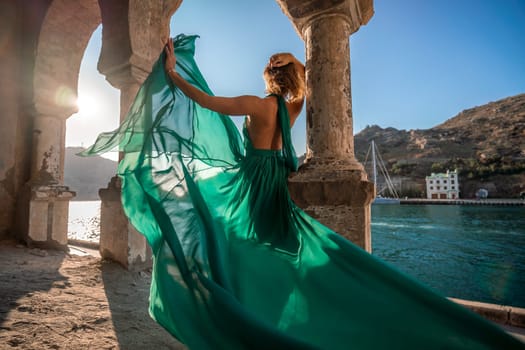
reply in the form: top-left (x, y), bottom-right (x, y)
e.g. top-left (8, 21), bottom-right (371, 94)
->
top-left (99, 176), bottom-right (151, 270)
top-left (288, 159), bottom-right (375, 252)
top-left (16, 184), bottom-right (75, 249)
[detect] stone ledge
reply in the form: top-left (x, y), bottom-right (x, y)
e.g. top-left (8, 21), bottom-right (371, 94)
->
top-left (450, 297), bottom-right (525, 328)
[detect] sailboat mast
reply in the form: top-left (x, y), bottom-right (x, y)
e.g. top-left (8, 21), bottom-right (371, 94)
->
top-left (371, 140), bottom-right (377, 185)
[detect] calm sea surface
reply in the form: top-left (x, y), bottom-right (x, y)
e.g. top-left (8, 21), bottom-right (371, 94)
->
top-left (371, 204), bottom-right (525, 308)
top-left (69, 201), bottom-right (525, 307)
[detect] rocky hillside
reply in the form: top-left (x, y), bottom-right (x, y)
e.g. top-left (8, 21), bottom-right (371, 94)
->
top-left (354, 93), bottom-right (525, 198)
top-left (64, 147), bottom-right (117, 200)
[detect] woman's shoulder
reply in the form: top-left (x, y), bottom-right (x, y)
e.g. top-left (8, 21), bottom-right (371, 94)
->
top-left (253, 95), bottom-right (279, 124)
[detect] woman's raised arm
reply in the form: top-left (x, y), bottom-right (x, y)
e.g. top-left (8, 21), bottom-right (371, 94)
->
top-left (164, 39), bottom-right (267, 117)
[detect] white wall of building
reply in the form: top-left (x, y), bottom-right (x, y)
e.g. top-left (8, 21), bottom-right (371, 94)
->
top-left (425, 170), bottom-right (460, 199)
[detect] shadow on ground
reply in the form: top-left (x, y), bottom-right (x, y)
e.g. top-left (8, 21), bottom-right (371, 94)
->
top-left (101, 260), bottom-right (186, 349)
top-left (0, 240), bottom-right (66, 347)
top-left (0, 240), bottom-right (185, 349)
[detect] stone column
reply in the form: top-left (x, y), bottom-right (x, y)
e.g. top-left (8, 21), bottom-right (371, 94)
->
top-left (277, 1), bottom-right (375, 251)
top-left (303, 15), bottom-right (361, 167)
top-left (18, 112), bottom-right (75, 249)
top-left (97, 78), bottom-right (150, 270)
top-left (95, 0), bottom-right (182, 269)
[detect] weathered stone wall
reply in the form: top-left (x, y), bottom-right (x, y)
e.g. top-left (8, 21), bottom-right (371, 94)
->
top-left (0, 2), bottom-right (19, 239)
top-left (0, 1), bottom-right (52, 239)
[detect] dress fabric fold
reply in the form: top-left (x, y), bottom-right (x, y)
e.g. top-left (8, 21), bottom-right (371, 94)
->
top-left (82, 34), bottom-right (524, 349)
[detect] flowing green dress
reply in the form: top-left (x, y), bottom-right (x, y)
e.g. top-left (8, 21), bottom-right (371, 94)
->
top-left (82, 34), bottom-right (524, 349)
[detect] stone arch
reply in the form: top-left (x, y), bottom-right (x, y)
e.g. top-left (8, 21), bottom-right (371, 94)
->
top-left (25, 0), bottom-right (184, 255)
top-left (5, 0), bottom-right (179, 247)
top-left (20, 0), bottom-right (103, 248)
top-left (32, 0), bottom-right (101, 183)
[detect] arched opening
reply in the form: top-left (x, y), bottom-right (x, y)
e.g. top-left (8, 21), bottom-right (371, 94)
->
top-left (65, 24), bottom-right (119, 248)
top-left (30, 0), bottom-right (103, 248)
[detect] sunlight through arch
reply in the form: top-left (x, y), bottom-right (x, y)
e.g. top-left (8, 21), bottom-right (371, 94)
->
top-left (65, 24), bottom-right (119, 245)
top-left (66, 25), bottom-right (120, 158)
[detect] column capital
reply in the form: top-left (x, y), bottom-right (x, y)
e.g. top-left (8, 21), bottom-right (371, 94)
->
top-left (275, 0), bottom-right (374, 38)
top-left (97, 0), bottom-right (179, 90)
top-left (98, 54), bottom-right (152, 89)
top-left (31, 83), bottom-right (79, 120)
top-left (30, 104), bottom-right (78, 121)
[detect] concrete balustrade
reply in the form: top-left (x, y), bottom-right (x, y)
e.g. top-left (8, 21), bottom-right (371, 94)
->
top-left (451, 298), bottom-right (525, 329)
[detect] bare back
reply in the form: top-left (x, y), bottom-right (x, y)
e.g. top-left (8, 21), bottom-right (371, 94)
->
top-left (245, 95), bottom-right (301, 150)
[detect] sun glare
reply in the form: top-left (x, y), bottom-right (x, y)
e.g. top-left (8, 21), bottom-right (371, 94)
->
top-left (76, 95), bottom-right (99, 115)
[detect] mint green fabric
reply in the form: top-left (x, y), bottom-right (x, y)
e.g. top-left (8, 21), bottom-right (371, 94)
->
top-left (82, 34), bottom-right (523, 349)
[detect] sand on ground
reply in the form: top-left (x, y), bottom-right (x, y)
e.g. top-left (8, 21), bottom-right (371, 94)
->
top-left (0, 240), bottom-right (186, 350)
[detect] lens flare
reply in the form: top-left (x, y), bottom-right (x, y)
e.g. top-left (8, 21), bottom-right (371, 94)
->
top-left (54, 85), bottom-right (77, 109)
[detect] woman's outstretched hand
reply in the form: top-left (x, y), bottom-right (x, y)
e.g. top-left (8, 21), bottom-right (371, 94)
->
top-left (164, 38), bottom-right (176, 73)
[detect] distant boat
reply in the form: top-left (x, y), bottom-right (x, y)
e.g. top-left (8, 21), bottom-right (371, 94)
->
top-left (364, 140), bottom-right (400, 205)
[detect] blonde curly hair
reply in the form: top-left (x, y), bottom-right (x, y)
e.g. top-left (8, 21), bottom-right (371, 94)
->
top-left (263, 58), bottom-right (305, 103)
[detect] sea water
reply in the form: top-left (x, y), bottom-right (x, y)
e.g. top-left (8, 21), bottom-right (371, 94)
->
top-left (68, 201), bottom-right (525, 307)
top-left (372, 204), bottom-right (525, 308)
top-left (68, 200), bottom-right (101, 242)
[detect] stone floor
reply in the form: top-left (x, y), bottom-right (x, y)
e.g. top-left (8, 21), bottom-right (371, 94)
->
top-left (0, 240), bottom-right (185, 350)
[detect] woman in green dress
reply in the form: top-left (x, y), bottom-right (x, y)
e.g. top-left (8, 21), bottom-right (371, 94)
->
top-left (83, 34), bottom-right (523, 349)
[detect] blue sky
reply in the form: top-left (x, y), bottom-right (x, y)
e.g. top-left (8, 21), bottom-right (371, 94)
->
top-left (68, 0), bottom-right (525, 156)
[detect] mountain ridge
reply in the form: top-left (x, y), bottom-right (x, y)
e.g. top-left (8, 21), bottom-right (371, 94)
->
top-left (64, 147), bottom-right (117, 200)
